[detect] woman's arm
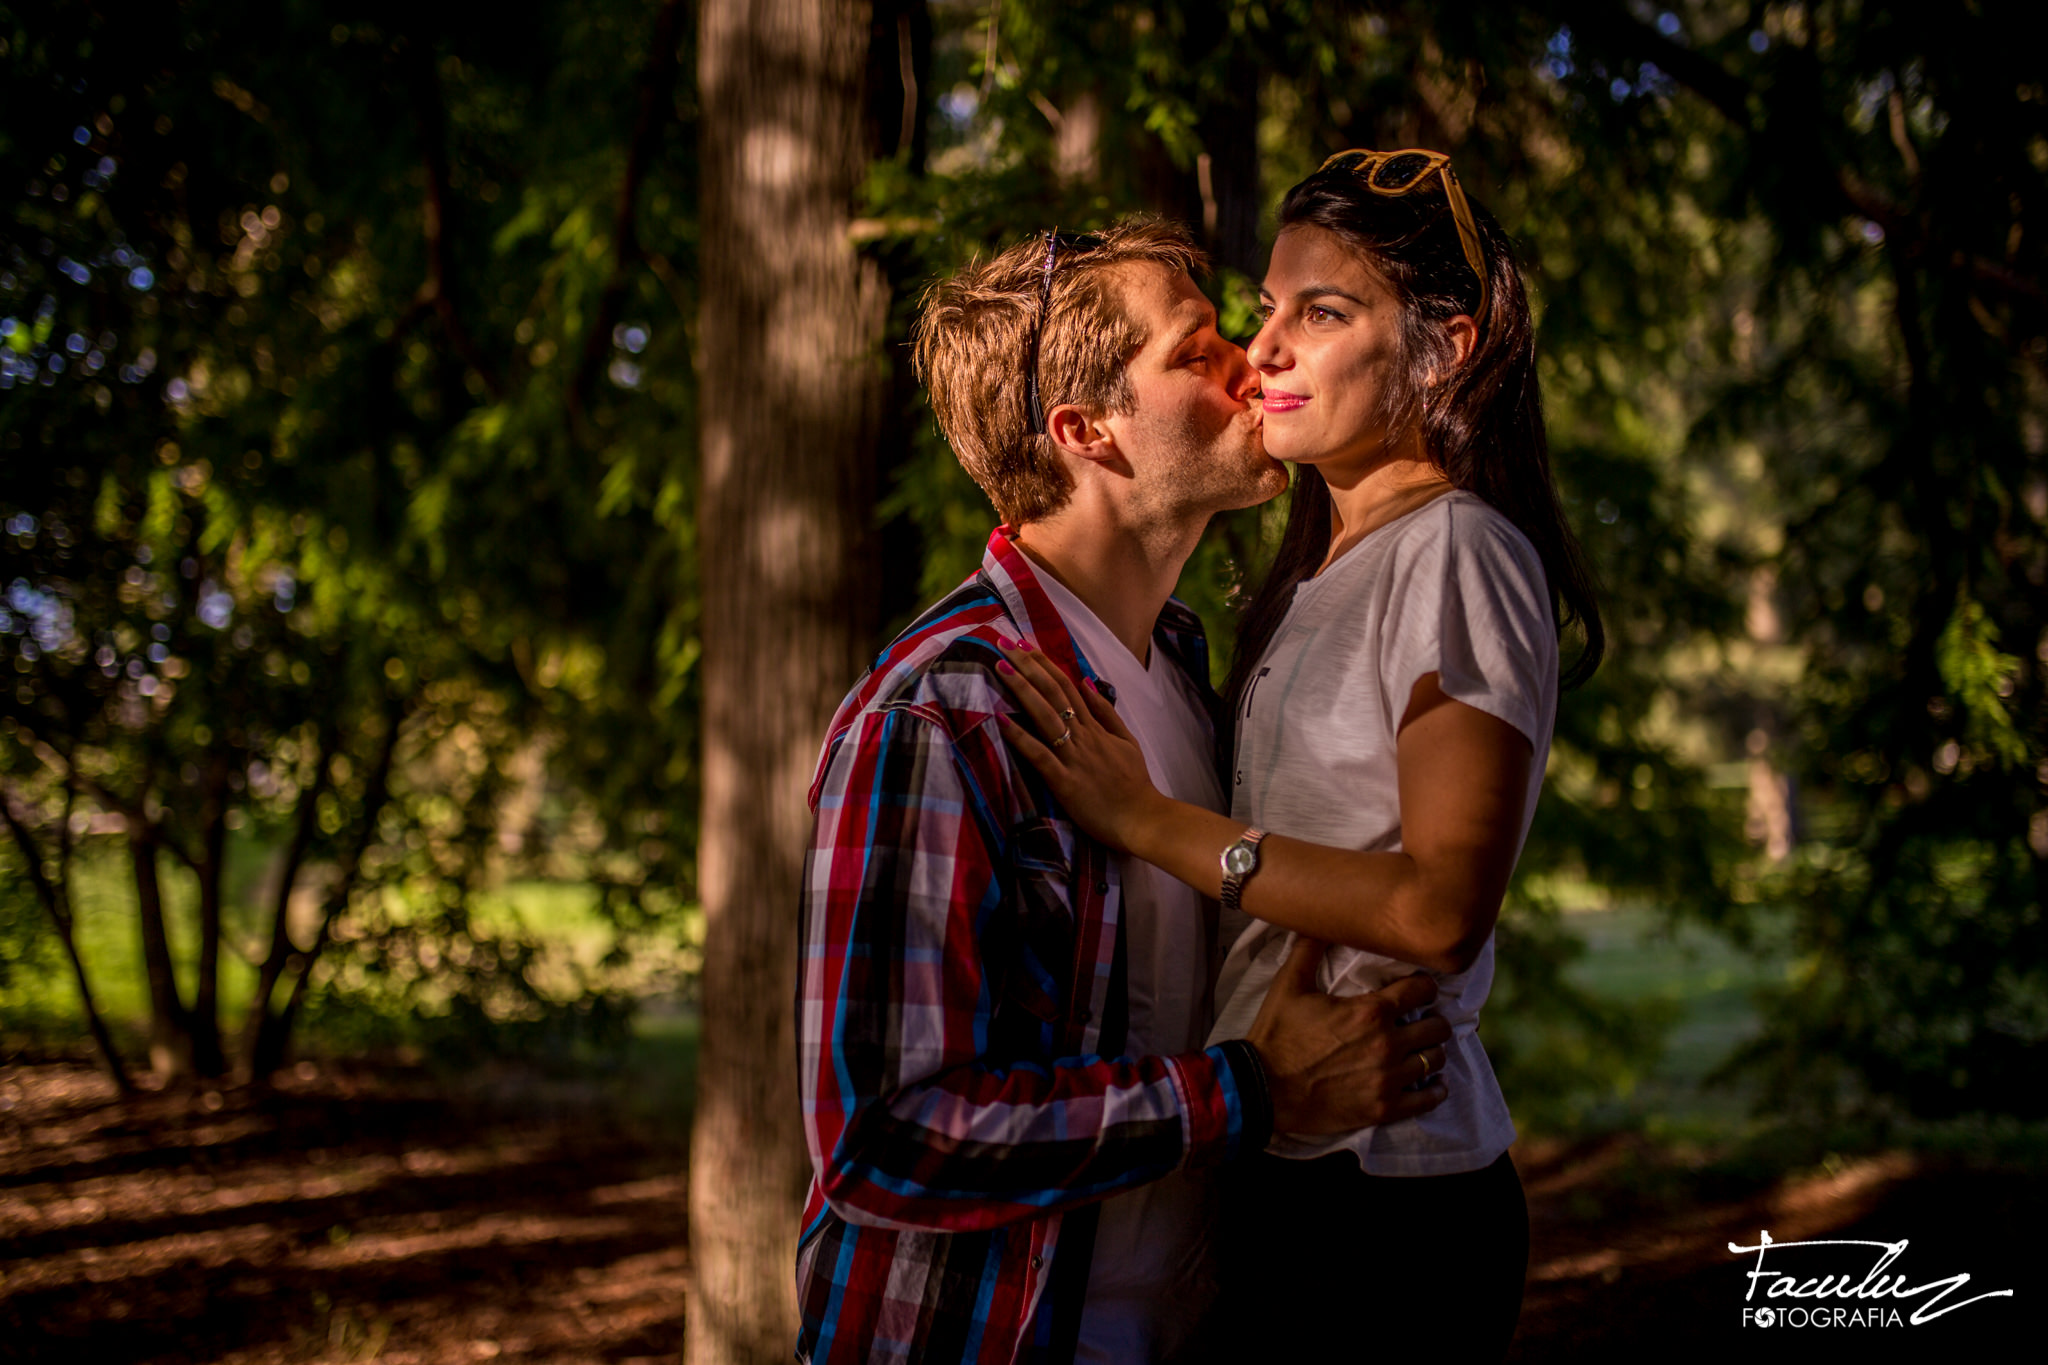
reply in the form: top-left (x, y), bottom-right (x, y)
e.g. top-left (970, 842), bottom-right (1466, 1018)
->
top-left (995, 644), bottom-right (1530, 974)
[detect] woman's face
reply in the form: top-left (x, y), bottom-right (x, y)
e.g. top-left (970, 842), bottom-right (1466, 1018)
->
top-left (1248, 226), bottom-right (1411, 473)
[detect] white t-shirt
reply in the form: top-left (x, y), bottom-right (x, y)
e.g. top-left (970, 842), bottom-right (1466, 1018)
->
top-left (1207, 490), bottom-right (1557, 1176)
top-left (1033, 571), bottom-right (1225, 1364)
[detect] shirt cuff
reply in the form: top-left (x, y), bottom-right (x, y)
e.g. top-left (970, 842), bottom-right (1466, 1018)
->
top-left (1213, 1039), bottom-right (1274, 1160)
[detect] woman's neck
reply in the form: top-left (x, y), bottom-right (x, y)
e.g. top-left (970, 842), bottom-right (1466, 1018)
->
top-left (1316, 434), bottom-right (1455, 575)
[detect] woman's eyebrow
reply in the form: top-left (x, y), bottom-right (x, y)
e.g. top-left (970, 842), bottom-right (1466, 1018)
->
top-left (1292, 283), bottom-right (1369, 307)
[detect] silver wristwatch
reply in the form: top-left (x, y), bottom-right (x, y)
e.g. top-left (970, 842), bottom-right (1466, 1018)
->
top-left (1219, 828), bottom-right (1266, 915)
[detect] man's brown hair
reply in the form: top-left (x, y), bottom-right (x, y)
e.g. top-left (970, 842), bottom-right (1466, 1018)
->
top-left (911, 216), bottom-right (1208, 525)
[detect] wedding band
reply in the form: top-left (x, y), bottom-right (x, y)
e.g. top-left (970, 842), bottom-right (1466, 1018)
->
top-left (1057, 708), bottom-right (1077, 722)
top-left (1051, 728), bottom-right (1074, 748)
top-left (1418, 1050), bottom-right (1436, 1084)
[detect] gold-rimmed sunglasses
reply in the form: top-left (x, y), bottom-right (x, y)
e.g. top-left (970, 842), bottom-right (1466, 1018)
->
top-left (1318, 148), bottom-right (1489, 319)
top-left (1024, 229), bottom-right (1104, 436)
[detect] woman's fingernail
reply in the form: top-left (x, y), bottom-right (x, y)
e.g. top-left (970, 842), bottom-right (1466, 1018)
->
top-left (997, 659), bottom-right (1016, 674)
top-left (1082, 677), bottom-right (1098, 692)
top-left (1017, 638), bottom-right (1035, 651)
top-left (994, 636), bottom-right (1013, 650)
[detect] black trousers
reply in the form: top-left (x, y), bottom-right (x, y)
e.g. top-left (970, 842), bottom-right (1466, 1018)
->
top-left (1209, 1149), bottom-right (1529, 1363)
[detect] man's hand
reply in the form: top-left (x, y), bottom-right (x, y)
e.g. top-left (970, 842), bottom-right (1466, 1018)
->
top-left (1244, 935), bottom-right (1451, 1135)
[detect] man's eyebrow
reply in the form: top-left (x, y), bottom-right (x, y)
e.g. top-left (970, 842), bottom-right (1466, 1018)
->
top-left (1161, 311), bottom-right (1210, 355)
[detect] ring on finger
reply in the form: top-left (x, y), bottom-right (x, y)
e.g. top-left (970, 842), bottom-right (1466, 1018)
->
top-left (1057, 708), bottom-right (1077, 722)
top-left (1051, 728), bottom-right (1075, 749)
top-left (1417, 1050), bottom-right (1436, 1084)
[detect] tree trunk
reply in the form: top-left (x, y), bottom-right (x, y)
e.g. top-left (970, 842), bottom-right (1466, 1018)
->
top-left (0, 792), bottom-right (132, 1093)
top-left (238, 729), bottom-right (327, 1082)
top-left (130, 828), bottom-right (194, 1083)
top-left (1195, 45), bottom-right (1261, 277)
top-left (692, 1), bottom-right (890, 1360)
top-left (189, 759), bottom-right (229, 1077)
top-left (248, 699), bottom-right (405, 1081)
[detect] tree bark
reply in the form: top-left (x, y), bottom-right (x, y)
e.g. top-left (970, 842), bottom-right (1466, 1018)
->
top-left (130, 825), bottom-right (194, 1083)
top-left (189, 757), bottom-right (229, 1077)
top-left (0, 789), bottom-right (133, 1093)
top-left (692, 1), bottom-right (890, 1360)
top-left (238, 721), bottom-right (331, 1080)
top-left (251, 698), bottom-right (406, 1081)
top-left (1195, 45), bottom-right (1261, 277)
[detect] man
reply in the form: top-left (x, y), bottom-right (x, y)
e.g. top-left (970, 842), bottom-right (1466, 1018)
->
top-left (796, 218), bottom-right (1451, 1364)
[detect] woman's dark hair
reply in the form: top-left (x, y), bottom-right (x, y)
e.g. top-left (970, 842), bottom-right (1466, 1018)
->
top-left (1224, 164), bottom-right (1605, 714)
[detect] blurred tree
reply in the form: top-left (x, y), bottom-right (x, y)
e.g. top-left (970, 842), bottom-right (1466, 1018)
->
top-left (861, 0), bottom-right (2044, 1124)
top-left (1542, 0), bottom-right (2047, 1118)
top-left (0, 3), bottom-right (2034, 1308)
top-left (1, 0), bottom-right (701, 1084)
top-left (688, 0), bottom-right (914, 1356)
top-left (860, 0), bottom-right (1739, 1112)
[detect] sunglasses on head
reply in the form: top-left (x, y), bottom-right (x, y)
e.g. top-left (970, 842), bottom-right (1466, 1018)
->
top-left (1025, 229), bottom-right (1104, 436)
top-left (1318, 148), bottom-right (1489, 320)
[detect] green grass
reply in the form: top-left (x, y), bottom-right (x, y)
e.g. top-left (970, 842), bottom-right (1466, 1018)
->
top-left (0, 837), bottom-right (700, 1069)
top-left (1555, 905), bottom-right (1794, 1138)
top-left (11, 841), bottom-right (1798, 1144)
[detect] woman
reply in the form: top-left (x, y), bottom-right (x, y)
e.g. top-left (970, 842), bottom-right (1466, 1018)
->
top-left (995, 148), bottom-right (1601, 1360)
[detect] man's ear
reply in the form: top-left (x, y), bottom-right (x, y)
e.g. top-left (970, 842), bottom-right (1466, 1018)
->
top-left (1044, 403), bottom-right (1121, 468)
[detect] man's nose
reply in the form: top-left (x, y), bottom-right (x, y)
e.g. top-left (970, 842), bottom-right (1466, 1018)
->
top-left (1224, 343), bottom-right (1259, 401)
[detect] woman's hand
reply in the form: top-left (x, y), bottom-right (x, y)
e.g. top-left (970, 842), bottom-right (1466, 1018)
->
top-left (992, 638), bottom-right (1167, 854)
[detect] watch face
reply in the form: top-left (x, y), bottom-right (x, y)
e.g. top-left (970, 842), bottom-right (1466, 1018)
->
top-left (1224, 844), bottom-right (1257, 876)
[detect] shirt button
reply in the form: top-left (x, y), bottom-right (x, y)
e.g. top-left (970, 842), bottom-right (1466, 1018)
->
top-left (1030, 1255), bottom-right (1044, 1270)
top-left (1095, 882), bottom-right (1109, 894)
top-left (1078, 1008), bottom-right (1093, 1023)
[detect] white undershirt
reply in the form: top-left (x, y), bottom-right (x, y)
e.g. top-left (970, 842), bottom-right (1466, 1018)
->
top-left (1032, 572), bottom-right (1225, 1364)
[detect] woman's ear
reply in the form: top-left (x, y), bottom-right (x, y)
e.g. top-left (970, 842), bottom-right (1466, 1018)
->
top-left (1443, 313), bottom-right (1478, 373)
top-left (1425, 314), bottom-right (1480, 394)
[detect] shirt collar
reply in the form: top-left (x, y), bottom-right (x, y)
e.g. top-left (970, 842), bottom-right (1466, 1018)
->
top-left (980, 526), bottom-right (1110, 699)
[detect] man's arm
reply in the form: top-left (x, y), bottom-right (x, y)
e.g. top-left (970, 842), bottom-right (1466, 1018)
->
top-left (800, 705), bottom-right (1254, 1233)
top-left (798, 705), bottom-right (1449, 1234)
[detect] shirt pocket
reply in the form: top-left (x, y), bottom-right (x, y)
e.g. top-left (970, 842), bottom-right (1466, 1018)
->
top-left (991, 816), bottom-right (1078, 1037)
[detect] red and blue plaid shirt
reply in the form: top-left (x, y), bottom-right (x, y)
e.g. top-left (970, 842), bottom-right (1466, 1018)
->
top-left (795, 529), bottom-right (1269, 1364)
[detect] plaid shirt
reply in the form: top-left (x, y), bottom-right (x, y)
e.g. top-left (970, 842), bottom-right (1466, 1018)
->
top-left (795, 529), bottom-right (1270, 1364)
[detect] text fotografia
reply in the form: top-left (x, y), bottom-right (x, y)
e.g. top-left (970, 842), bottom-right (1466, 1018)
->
top-left (1731, 1231), bottom-right (2014, 1327)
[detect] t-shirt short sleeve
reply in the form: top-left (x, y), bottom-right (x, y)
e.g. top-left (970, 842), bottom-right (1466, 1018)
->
top-left (1378, 499), bottom-right (1556, 750)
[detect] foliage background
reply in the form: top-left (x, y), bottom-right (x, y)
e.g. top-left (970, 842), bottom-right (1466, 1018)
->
top-left (2, 0), bottom-right (2042, 1135)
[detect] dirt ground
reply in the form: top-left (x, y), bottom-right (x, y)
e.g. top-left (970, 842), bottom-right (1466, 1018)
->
top-left (0, 1064), bottom-right (2034, 1363)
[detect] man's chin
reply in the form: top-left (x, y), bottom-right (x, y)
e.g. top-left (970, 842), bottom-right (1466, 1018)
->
top-left (1251, 461), bottom-right (1290, 504)
top-left (1212, 459), bottom-right (1289, 512)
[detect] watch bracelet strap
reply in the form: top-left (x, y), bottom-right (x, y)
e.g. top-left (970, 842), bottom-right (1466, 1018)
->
top-left (1216, 1038), bottom-right (1274, 1158)
top-left (1220, 827), bottom-right (1265, 916)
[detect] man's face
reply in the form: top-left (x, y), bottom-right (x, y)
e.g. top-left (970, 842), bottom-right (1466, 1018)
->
top-left (1092, 263), bottom-right (1288, 520)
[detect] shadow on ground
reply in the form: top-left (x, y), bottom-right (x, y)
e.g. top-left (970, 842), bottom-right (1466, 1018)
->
top-left (2, 1064), bottom-right (2037, 1363)
top-left (0, 1064), bottom-right (690, 1365)
top-left (1510, 1131), bottom-right (2040, 1363)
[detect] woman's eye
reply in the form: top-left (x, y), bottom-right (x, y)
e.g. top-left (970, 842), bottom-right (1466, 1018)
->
top-left (1306, 305), bottom-right (1342, 323)
top-left (1252, 304), bottom-right (1275, 322)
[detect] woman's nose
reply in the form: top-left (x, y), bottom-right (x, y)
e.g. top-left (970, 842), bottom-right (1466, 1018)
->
top-left (1246, 318), bottom-right (1287, 371)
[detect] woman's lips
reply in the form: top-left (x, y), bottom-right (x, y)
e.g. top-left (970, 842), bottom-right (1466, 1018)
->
top-left (1261, 390), bottom-right (1308, 413)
